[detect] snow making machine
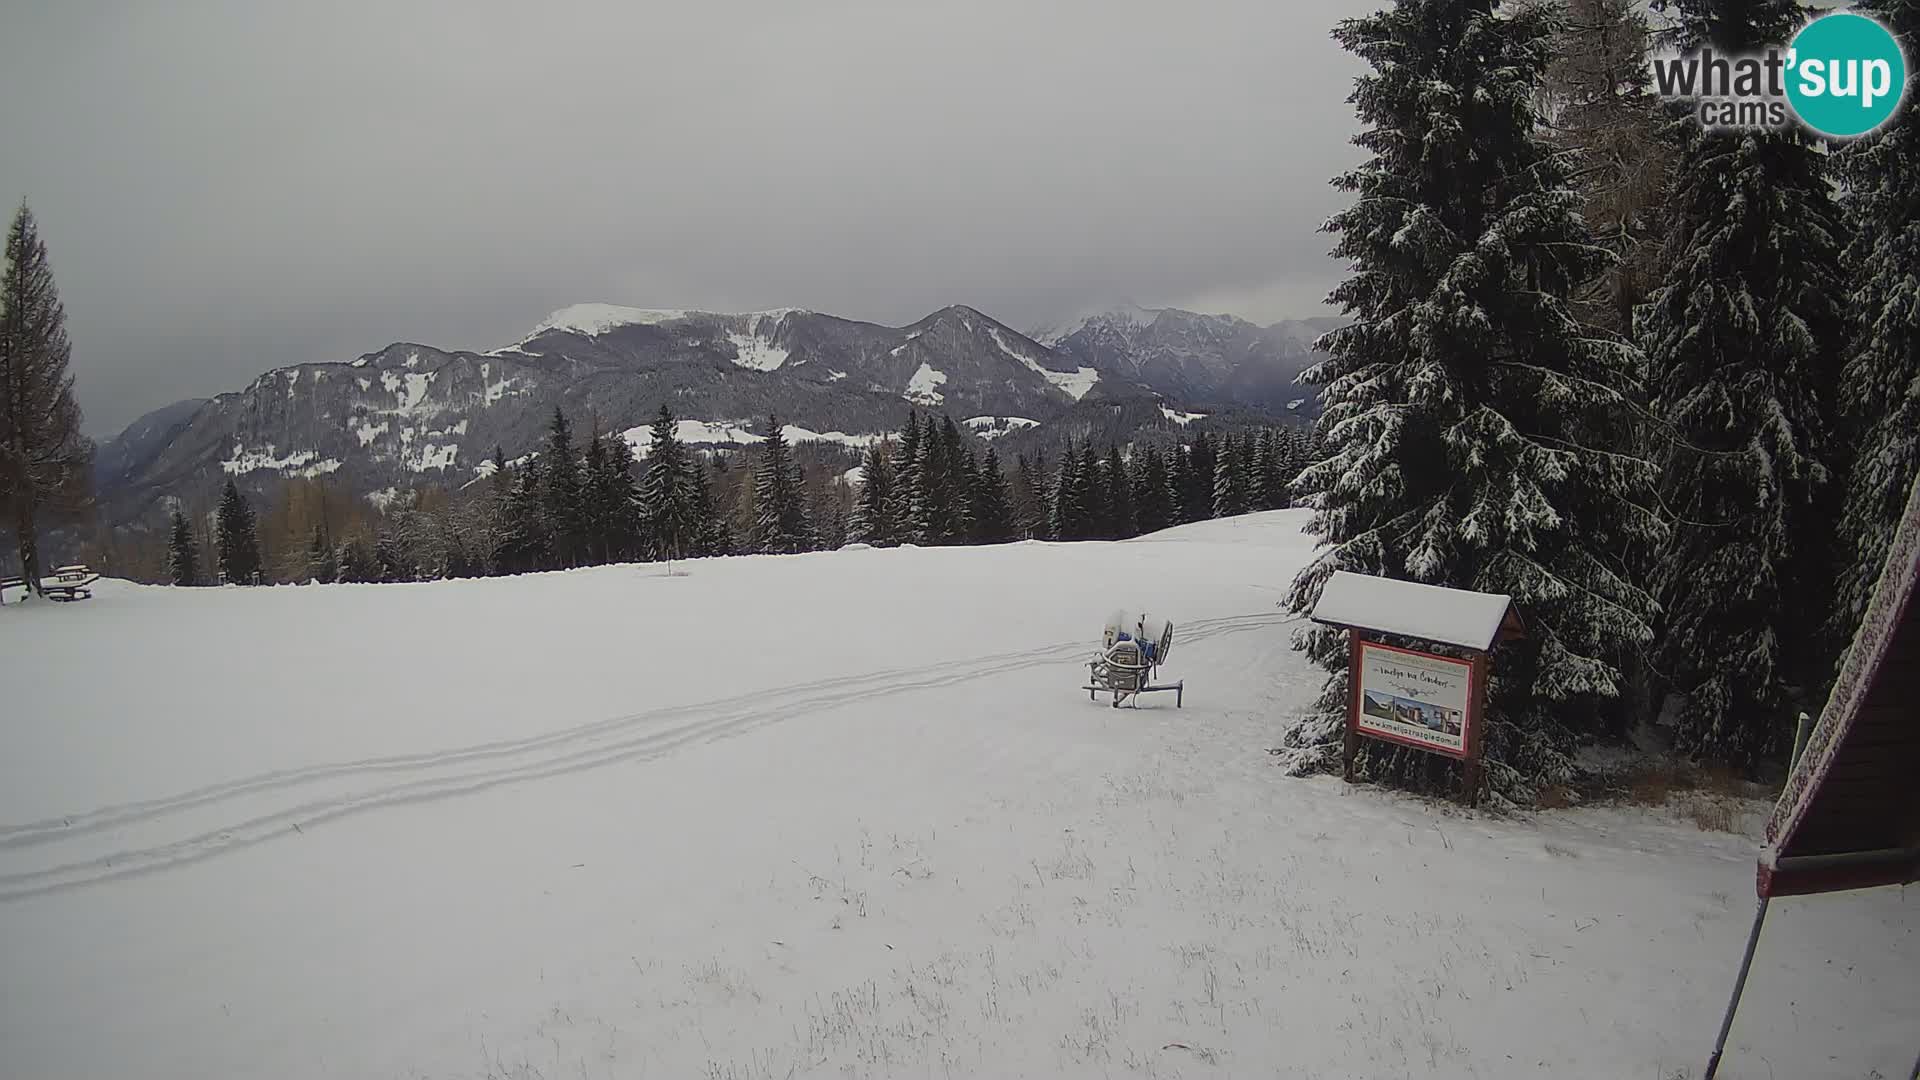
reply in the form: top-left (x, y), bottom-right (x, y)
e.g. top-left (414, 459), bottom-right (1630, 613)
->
top-left (1084, 611), bottom-right (1183, 708)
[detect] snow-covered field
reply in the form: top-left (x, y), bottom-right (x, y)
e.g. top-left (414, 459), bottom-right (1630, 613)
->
top-left (1, 512), bottom-right (1914, 1079)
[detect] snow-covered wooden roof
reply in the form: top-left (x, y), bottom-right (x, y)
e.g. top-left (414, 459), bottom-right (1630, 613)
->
top-left (1308, 571), bottom-right (1519, 652)
top-left (1759, 473), bottom-right (1920, 899)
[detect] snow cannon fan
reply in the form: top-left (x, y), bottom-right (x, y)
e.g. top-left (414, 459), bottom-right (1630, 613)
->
top-left (1086, 611), bottom-right (1183, 709)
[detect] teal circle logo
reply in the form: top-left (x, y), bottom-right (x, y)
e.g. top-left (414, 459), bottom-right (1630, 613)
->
top-left (1786, 12), bottom-right (1908, 137)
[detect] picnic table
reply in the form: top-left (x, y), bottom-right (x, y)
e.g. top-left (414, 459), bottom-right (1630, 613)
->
top-left (0, 564), bottom-right (100, 602)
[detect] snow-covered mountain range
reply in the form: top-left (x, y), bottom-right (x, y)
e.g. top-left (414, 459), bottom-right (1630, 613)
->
top-left (93, 302), bottom-right (1333, 529)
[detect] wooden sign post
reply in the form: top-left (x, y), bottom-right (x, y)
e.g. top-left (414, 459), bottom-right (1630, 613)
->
top-left (1312, 571), bottom-right (1523, 806)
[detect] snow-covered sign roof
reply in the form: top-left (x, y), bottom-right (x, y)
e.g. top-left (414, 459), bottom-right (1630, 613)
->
top-left (1308, 571), bottom-right (1518, 652)
top-left (1759, 472), bottom-right (1920, 899)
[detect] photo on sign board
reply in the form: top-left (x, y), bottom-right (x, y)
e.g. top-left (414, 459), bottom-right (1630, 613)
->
top-left (1354, 642), bottom-right (1473, 756)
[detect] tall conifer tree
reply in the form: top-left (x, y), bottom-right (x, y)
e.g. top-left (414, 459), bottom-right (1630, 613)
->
top-left (541, 408), bottom-right (584, 567)
top-left (640, 405), bottom-right (698, 564)
top-left (1105, 446), bottom-right (1135, 539)
top-left (1284, 0), bottom-right (1663, 798)
top-left (1829, 0), bottom-right (1920, 651)
top-left (1640, 0), bottom-right (1851, 763)
top-left (849, 439), bottom-right (897, 546)
top-left (0, 203), bottom-right (91, 593)
top-left (753, 415), bottom-right (809, 553)
top-left (1132, 444), bottom-right (1174, 535)
top-left (215, 479), bottom-right (262, 585)
top-left (166, 508), bottom-right (198, 586)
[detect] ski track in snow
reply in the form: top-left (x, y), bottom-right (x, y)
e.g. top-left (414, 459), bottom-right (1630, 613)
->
top-left (0, 612), bottom-right (1294, 901)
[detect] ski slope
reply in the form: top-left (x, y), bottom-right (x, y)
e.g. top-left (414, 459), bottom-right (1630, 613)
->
top-left (1, 512), bottom-right (1913, 1079)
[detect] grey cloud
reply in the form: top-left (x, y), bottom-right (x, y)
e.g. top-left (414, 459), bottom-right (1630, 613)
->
top-left (0, 0), bottom-right (1365, 433)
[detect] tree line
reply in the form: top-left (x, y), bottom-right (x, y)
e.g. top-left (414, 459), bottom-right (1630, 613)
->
top-left (165, 405), bottom-right (1326, 587)
top-left (1274, 0), bottom-right (1920, 801)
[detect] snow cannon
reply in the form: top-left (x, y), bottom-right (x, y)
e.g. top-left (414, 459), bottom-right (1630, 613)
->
top-left (1086, 611), bottom-right (1183, 709)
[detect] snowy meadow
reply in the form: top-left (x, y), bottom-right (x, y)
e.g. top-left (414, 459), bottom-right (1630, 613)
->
top-left (1, 512), bottom-right (1914, 1079)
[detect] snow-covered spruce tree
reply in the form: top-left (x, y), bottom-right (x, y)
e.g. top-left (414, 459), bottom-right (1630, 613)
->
top-left (888, 411), bottom-right (923, 543)
top-left (809, 476), bottom-right (849, 551)
top-left (1079, 443), bottom-right (1110, 541)
top-left (1212, 434), bottom-right (1245, 519)
top-left (689, 454), bottom-right (729, 557)
top-left (957, 447), bottom-right (982, 543)
top-left (945, 417), bottom-right (974, 542)
top-left (1829, 0), bottom-right (1920, 650)
top-left (1131, 444), bottom-right (1174, 534)
top-left (1249, 431), bottom-right (1274, 511)
top-left (1183, 433), bottom-right (1217, 522)
top-left (919, 416), bottom-right (970, 544)
top-left (1105, 446), bottom-right (1136, 538)
top-left (1, 203), bottom-right (92, 593)
top-left (752, 415), bottom-right (809, 554)
top-left (1011, 452), bottom-right (1047, 540)
top-left (215, 479), bottom-right (262, 585)
top-left (166, 508), bottom-right (198, 586)
top-left (640, 405), bottom-right (698, 564)
top-left (907, 417), bottom-right (960, 544)
top-left (602, 428), bottom-right (642, 561)
top-left (1282, 0), bottom-right (1663, 801)
top-left (849, 438), bottom-right (897, 546)
top-left (1264, 428), bottom-right (1298, 509)
top-left (1165, 442), bottom-right (1193, 525)
top-left (972, 447), bottom-right (1014, 544)
top-left (1236, 433), bottom-right (1261, 512)
top-left (540, 408), bottom-right (584, 567)
top-left (1640, 0), bottom-right (1851, 764)
top-left (492, 464), bottom-right (549, 574)
top-left (580, 428), bottom-right (614, 564)
top-left (1051, 441), bottom-right (1084, 540)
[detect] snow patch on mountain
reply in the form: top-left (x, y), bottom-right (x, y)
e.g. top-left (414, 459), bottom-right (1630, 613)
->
top-left (376, 370), bottom-right (438, 418)
top-left (728, 331), bottom-right (790, 372)
top-left (788, 427), bottom-right (884, 449)
top-left (479, 364), bottom-right (522, 408)
top-left (905, 363), bottom-right (948, 405)
top-left (622, 420), bottom-right (885, 459)
top-left (223, 444), bottom-right (341, 479)
top-left (411, 444), bottom-right (459, 472)
top-left (988, 328), bottom-right (1097, 401)
top-left (365, 487), bottom-right (405, 512)
top-left (1160, 405), bottom-right (1207, 425)
top-left (352, 419), bottom-right (389, 448)
top-left (888, 329), bottom-right (926, 358)
top-left (470, 452), bottom-right (538, 484)
top-left (620, 420), bottom-right (761, 455)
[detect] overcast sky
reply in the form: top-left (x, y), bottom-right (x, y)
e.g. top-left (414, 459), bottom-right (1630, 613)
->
top-left (0, 1), bottom-right (1365, 434)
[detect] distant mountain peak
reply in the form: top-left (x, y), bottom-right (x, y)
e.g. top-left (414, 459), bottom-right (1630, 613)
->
top-left (93, 298), bottom-right (1325, 536)
top-left (529, 303), bottom-right (807, 340)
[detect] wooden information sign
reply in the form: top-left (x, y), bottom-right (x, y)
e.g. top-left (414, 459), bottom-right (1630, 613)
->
top-left (1309, 571), bottom-right (1522, 805)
